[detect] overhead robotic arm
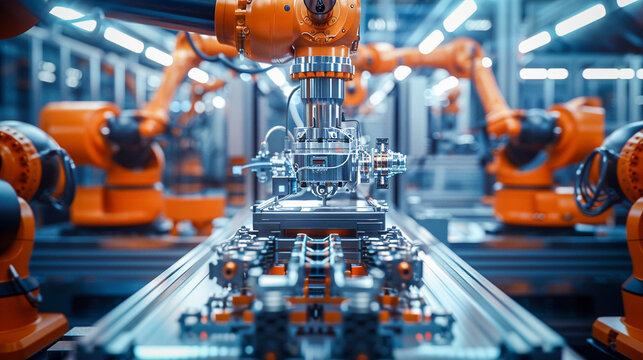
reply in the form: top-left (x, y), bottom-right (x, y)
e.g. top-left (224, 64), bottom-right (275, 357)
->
top-left (0, 121), bottom-right (74, 360)
top-left (349, 38), bottom-right (608, 226)
top-left (39, 32), bottom-right (237, 227)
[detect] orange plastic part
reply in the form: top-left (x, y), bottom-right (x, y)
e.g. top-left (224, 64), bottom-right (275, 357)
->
top-left (494, 187), bottom-right (611, 227)
top-left (624, 199), bottom-right (643, 333)
top-left (40, 102), bottom-right (166, 226)
top-left (71, 145), bottom-right (164, 227)
top-left (139, 32), bottom-right (237, 138)
top-left (492, 97), bottom-right (607, 227)
top-left (0, 199), bottom-right (68, 360)
top-left (0, 125), bottom-right (42, 201)
top-left (618, 131), bottom-right (643, 204)
top-left (592, 198), bottom-right (643, 359)
top-left (350, 38), bottom-right (520, 138)
top-left (164, 193), bottom-right (226, 235)
top-left (215, 0), bottom-right (361, 64)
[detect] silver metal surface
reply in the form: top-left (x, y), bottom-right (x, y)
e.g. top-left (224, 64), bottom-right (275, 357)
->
top-left (300, 77), bottom-right (345, 128)
top-left (290, 56), bottom-right (354, 76)
top-left (74, 207), bottom-right (566, 359)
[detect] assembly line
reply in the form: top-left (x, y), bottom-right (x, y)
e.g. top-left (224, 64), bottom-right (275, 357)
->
top-left (0, 0), bottom-right (642, 359)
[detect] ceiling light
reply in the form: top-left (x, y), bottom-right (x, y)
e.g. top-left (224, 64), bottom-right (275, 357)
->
top-left (618, 68), bottom-right (635, 79)
top-left (145, 47), bottom-right (173, 67)
top-left (637, 69), bottom-right (643, 79)
top-left (555, 4), bottom-right (606, 37)
top-left (547, 68), bottom-right (568, 80)
top-left (464, 19), bottom-right (492, 31)
top-left (72, 20), bottom-right (97, 31)
top-left (266, 68), bottom-right (287, 87)
top-left (617, 0), bottom-right (639, 7)
top-left (519, 31), bottom-right (551, 54)
top-left (520, 68), bottom-right (547, 80)
top-left (582, 68), bottom-right (619, 80)
top-left (481, 57), bottom-right (492, 68)
top-left (419, 30), bottom-right (445, 55)
top-left (432, 76), bottom-right (459, 95)
top-left (393, 65), bottom-right (412, 81)
top-left (212, 96), bottom-right (226, 109)
top-left (49, 6), bottom-right (83, 20)
top-left (188, 67), bottom-right (209, 83)
top-left (443, 0), bottom-right (478, 33)
top-left (104, 27), bottom-right (144, 53)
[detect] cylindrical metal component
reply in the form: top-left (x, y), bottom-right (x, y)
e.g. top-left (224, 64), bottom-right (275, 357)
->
top-left (300, 77), bottom-right (345, 128)
top-left (291, 56), bottom-right (353, 129)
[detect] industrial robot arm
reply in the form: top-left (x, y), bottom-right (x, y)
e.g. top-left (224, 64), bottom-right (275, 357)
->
top-left (351, 38), bottom-right (520, 138)
top-left (177, 78), bottom-right (227, 131)
top-left (138, 32), bottom-right (237, 138)
top-left (0, 121), bottom-right (74, 360)
top-left (574, 122), bottom-right (643, 358)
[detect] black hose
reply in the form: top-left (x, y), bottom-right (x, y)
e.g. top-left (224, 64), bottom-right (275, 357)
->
top-left (186, 32), bottom-right (274, 74)
top-left (574, 148), bottom-right (622, 216)
top-left (284, 85), bottom-right (302, 138)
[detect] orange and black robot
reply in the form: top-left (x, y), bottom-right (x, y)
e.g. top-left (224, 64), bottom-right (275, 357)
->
top-left (348, 38), bottom-right (609, 227)
top-left (575, 122), bottom-right (643, 359)
top-left (39, 32), bottom-right (237, 229)
top-left (0, 121), bottom-right (75, 359)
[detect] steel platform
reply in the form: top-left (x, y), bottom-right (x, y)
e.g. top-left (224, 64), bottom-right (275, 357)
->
top-left (59, 208), bottom-right (573, 359)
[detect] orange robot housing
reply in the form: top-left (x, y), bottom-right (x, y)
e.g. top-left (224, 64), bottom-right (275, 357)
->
top-left (0, 121), bottom-right (74, 360)
top-left (575, 122), bottom-right (643, 358)
top-left (349, 38), bottom-right (608, 227)
top-left (40, 33), bottom-right (236, 228)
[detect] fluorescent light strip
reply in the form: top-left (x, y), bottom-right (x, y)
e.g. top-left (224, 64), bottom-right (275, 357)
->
top-left (419, 30), bottom-right (445, 55)
top-left (464, 19), bottom-right (491, 31)
top-left (266, 68), bottom-right (287, 87)
top-left (188, 67), bottom-right (209, 83)
top-left (547, 68), bottom-right (569, 80)
top-left (520, 68), bottom-right (547, 80)
top-left (582, 68), bottom-right (636, 80)
top-left (555, 4), bottom-right (606, 37)
top-left (618, 68), bottom-right (635, 79)
top-left (617, 0), bottom-right (639, 7)
top-left (145, 47), bottom-right (173, 66)
top-left (638, 69), bottom-right (643, 79)
top-left (72, 20), bottom-right (97, 31)
top-left (443, 0), bottom-right (478, 33)
top-left (49, 6), bottom-right (96, 32)
top-left (104, 27), bottom-right (144, 53)
top-left (49, 6), bottom-right (83, 20)
top-left (519, 31), bottom-right (551, 54)
top-left (433, 76), bottom-right (459, 95)
top-left (394, 65), bottom-right (412, 81)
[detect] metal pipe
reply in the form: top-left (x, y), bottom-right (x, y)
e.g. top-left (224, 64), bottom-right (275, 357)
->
top-left (23, 0), bottom-right (216, 34)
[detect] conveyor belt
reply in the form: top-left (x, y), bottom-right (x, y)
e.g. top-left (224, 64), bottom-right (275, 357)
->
top-left (69, 209), bottom-right (570, 359)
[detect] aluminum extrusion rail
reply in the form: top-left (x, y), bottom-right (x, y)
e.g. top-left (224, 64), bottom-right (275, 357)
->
top-left (74, 208), bottom-right (567, 359)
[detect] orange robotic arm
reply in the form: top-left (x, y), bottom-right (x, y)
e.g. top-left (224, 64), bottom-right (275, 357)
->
top-left (575, 122), bottom-right (643, 358)
top-left (351, 38), bottom-right (520, 138)
top-left (177, 78), bottom-right (227, 129)
top-left (0, 121), bottom-right (74, 360)
top-left (138, 32), bottom-right (237, 137)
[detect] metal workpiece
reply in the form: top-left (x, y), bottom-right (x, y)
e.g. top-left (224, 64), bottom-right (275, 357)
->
top-left (290, 56), bottom-right (355, 77)
top-left (72, 203), bottom-right (566, 360)
top-left (300, 77), bottom-right (345, 128)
